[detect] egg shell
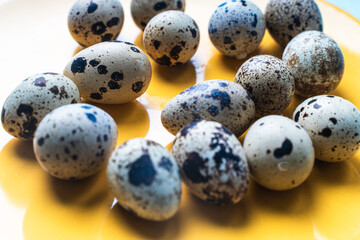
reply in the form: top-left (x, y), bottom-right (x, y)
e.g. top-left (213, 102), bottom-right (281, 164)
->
top-left (1, 73), bottom-right (80, 140)
top-left (235, 55), bottom-right (295, 117)
top-left (143, 10), bottom-right (200, 66)
top-left (208, 0), bottom-right (266, 59)
top-left (265, 0), bottom-right (323, 47)
top-left (172, 120), bottom-right (249, 205)
top-left (282, 31), bottom-right (344, 97)
top-left (68, 0), bottom-right (124, 47)
top-left (33, 103), bottom-right (117, 180)
top-left (63, 41), bottom-right (152, 104)
top-left (293, 95), bottom-right (360, 162)
top-left (244, 115), bottom-right (315, 191)
top-left (161, 79), bottom-right (255, 136)
top-left (107, 138), bottom-right (181, 221)
top-left (131, 0), bottom-right (185, 30)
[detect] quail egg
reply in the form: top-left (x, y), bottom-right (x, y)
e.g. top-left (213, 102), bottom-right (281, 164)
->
top-left (235, 55), bottom-right (295, 116)
top-left (131, 0), bottom-right (185, 30)
top-left (143, 10), bottom-right (200, 66)
top-left (33, 103), bottom-right (118, 180)
top-left (244, 115), bottom-right (315, 191)
top-left (1, 73), bottom-right (80, 140)
top-left (107, 138), bottom-right (181, 221)
top-left (293, 95), bottom-right (360, 162)
top-left (283, 31), bottom-right (344, 97)
top-left (64, 41), bottom-right (152, 104)
top-left (68, 0), bottom-right (124, 47)
top-left (172, 120), bottom-right (249, 205)
top-left (208, 0), bottom-right (266, 59)
top-left (161, 79), bottom-right (255, 136)
top-left (266, 0), bottom-right (323, 47)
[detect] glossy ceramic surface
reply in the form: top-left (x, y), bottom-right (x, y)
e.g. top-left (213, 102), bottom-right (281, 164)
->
top-left (1, 0), bottom-right (360, 239)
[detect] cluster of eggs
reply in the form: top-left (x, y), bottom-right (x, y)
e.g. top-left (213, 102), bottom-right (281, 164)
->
top-left (1, 0), bottom-right (360, 223)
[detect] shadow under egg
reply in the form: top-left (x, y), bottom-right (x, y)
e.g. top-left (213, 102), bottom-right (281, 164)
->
top-left (0, 138), bottom-right (45, 206)
top-left (248, 178), bottom-right (314, 215)
top-left (282, 94), bottom-right (306, 119)
top-left (186, 187), bottom-right (251, 228)
top-left (83, 100), bottom-right (150, 146)
top-left (145, 61), bottom-right (197, 109)
top-left (101, 203), bottom-right (183, 240)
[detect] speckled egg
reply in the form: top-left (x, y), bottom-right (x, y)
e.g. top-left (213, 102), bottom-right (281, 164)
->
top-left (172, 120), bottom-right (249, 205)
top-left (143, 10), bottom-right (200, 66)
top-left (161, 79), bottom-right (255, 136)
top-left (64, 41), bottom-right (152, 104)
top-left (266, 0), bottom-right (323, 47)
top-left (208, 0), bottom-right (266, 59)
top-left (235, 55), bottom-right (295, 117)
top-left (283, 31), bottom-right (344, 97)
top-left (293, 95), bottom-right (360, 162)
top-left (107, 138), bottom-right (181, 221)
top-left (131, 0), bottom-right (185, 30)
top-left (244, 115), bottom-right (315, 191)
top-left (1, 73), bottom-right (80, 140)
top-left (68, 0), bottom-right (124, 47)
top-left (33, 103), bottom-right (117, 180)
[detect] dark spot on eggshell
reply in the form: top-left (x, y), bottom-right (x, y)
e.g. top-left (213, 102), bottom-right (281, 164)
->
top-left (219, 82), bottom-right (228, 87)
top-left (108, 81), bottom-right (121, 89)
top-left (59, 86), bottom-right (69, 100)
top-left (71, 57), bottom-right (87, 74)
top-left (156, 55), bottom-right (171, 65)
top-left (252, 14), bottom-right (257, 27)
top-left (129, 155), bottom-right (157, 186)
top-left (190, 28), bottom-right (197, 38)
top-left (87, 1), bottom-right (98, 13)
top-left (153, 1), bottom-right (167, 11)
top-left (153, 40), bottom-right (161, 49)
top-left (89, 59), bottom-right (100, 67)
top-left (99, 87), bottom-right (107, 93)
top-left (132, 82), bottom-right (143, 93)
top-left (170, 45), bottom-right (182, 60)
top-left (158, 157), bottom-right (173, 172)
top-left (97, 65), bottom-right (108, 74)
top-left (111, 72), bottom-right (123, 81)
top-left (274, 138), bottom-right (293, 158)
top-left (223, 36), bottom-right (233, 44)
top-left (49, 86), bottom-right (59, 95)
top-left (207, 105), bottom-right (219, 116)
top-left (107, 17), bottom-right (120, 27)
top-left (183, 152), bottom-right (209, 183)
top-left (34, 77), bottom-right (48, 87)
top-left (37, 137), bottom-right (45, 146)
top-left (140, 21), bottom-right (146, 27)
top-left (241, 0), bottom-right (247, 7)
top-left (321, 128), bottom-right (332, 137)
top-left (308, 99), bottom-right (317, 105)
top-left (91, 22), bottom-right (106, 35)
top-left (329, 118), bottom-right (337, 125)
top-left (131, 47), bottom-right (140, 53)
top-left (177, 1), bottom-right (183, 9)
top-left (180, 102), bottom-right (189, 110)
top-left (180, 121), bottom-right (199, 136)
top-left (17, 104), bottom-right (38, 139)
top-left (206, 89), bottom-right (231, 110)
top-left (90, 93), bottom-right (102, 100)
top-left (86, 113), bottom-right (97, 123)
top-left (102, 33), bottom-right (113, 41)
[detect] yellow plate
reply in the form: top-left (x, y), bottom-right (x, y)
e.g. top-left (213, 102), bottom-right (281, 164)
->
top-left (1, 0), bottom-right (360, 239)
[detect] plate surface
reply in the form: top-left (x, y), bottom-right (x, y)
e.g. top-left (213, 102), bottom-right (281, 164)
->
top-left (1, 0), bottom-right (360, 239)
